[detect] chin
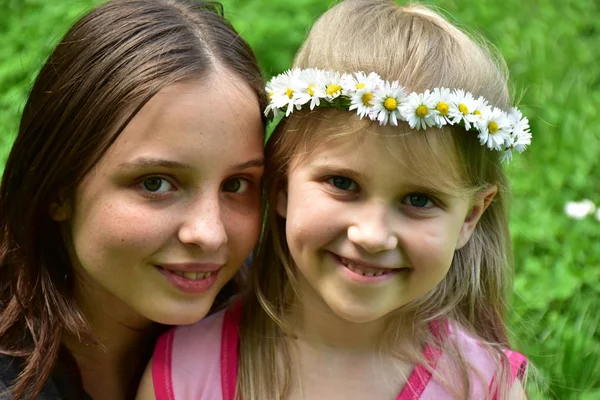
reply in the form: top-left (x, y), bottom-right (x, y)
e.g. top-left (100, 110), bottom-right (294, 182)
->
top-left (329, 301), bottom-right (389, 324)
top-left (147, 302), bottom-right (213, 326)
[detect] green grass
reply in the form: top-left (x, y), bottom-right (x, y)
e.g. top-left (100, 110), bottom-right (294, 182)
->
top-left (1, 0), bottom-right (599, 398)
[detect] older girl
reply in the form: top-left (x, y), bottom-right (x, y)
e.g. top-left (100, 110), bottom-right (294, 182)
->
top-left (0, 0), bottom-right (266, 398)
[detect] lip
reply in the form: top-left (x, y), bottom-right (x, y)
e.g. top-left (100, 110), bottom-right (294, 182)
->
top-left (157, 263), bottom-right (224, 294)
top-left (158, 262), bottom-right (224, 273)
top-left (330, 252), bottom-right (404, 284)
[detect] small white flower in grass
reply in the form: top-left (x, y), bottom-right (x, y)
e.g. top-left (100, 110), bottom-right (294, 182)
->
top-left (565, 200), bottom-right (596, 220)
top-left (400, 90), bottom-right (437, 130)
top-left (323, 71), bottom-right (344, 100)
top-left (508, 108), bottom-right (532, 153)
top-left (477, 107), bottom-right (511, 150)
top-left (431, 87), bottom-right (452, 126)
top-left (267, 69), bottom-right (301, 116)
top-left (371, 81), bottom-right (406, 126)
top-left (448, 89), bottom-right (478, 130)
top-left (292, 68), bottom-right (326, 110)
top-left (596, 208), bottom-right (600, 222)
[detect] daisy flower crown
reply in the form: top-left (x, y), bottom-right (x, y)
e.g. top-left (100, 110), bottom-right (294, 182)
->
top-left (265, 68), bottom-right (532, 163)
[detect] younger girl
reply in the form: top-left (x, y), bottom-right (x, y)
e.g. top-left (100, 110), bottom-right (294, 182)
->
top-left (143, 1), bottom-right (531, 399)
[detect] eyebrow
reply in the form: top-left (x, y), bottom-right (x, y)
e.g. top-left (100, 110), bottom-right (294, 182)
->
top-left (119, 157), bottom-right (192, 170)
top-left (119, 157), bottom-right (264, 171)
top-left (310, 165), bottom-right (368, 182)
top-left (232, 158), bottom-right (264, 170)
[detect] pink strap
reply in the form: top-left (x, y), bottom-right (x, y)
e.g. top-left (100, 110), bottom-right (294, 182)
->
top-left (221, 302), bottom-right (243, 400)
top-left (152, 329), bottom-right (176, 400)
top-left (396, 344), bottom-right (443, 400)
top-left (489, 349), bottom-right (528, 399)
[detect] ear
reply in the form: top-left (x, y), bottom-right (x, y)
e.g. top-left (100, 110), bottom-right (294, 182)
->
top-left (275, 188), bottom-right (288, 218)
top-left (455, 185), bottom-right (498, 249)
top-left (49, 195), bottom-right (71, 222)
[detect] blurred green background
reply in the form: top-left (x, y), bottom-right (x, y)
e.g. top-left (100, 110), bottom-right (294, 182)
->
top-left (1, 0), bottom-right (599, 398)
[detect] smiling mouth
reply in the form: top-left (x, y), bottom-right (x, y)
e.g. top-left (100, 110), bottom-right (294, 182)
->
top-left (337, 255), bottom-right (397, 277)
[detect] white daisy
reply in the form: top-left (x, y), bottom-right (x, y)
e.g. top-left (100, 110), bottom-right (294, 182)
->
top-left (399, 90), bottom-right (437, 130)
top-left (477, 107), bottom-right (511, 150)
top-left (341, 71), bottom-right (383, 93)
top-left (431, 87), bottom-right (452, 126)
top-left (508, 107), bottom-right (532, 153)
top-left (323, 71), bottom-right (344, 101)
top-left (267, 69), bottom-right (301, 116)
top-left (347, 73), bottom-right (383, 119)
top-left (371, 81), bottom-right (406, 126)
top-left (448, 89), bottom-right (478, 130)
top-left (292, 68), bottom-right (326, 110)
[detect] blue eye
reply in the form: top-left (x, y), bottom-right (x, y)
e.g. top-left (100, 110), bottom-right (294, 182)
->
top-left (329, 176), bottom-right (357, 191)
top-left (142, 177), bottom-right (172, 193)
top-left (405, 194), bottom-right (433, 208)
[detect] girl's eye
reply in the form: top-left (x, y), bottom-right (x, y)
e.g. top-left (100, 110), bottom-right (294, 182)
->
top-left (222, 178), bottom-right (250, 193)
top-left (329, 176), bottom-right (358, 191)
top-left (404, 194), bottom-right (434, 208)
top-left (141, 177), bottom-right (173, 193)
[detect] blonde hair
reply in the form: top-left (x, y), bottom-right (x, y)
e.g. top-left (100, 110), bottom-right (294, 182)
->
top-left (238, 1), bottom-right (522, 398)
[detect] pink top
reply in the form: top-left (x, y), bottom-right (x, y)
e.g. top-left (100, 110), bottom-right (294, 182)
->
top-left (153, 305), bottom-right (527, 400)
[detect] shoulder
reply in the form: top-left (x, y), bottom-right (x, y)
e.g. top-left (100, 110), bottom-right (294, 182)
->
top-left (150, 309), bottom-right (229, 400)
top-left (423, 324), bottom-right (528, 399)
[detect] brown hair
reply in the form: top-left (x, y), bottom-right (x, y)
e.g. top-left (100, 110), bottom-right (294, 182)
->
top-left (238, 1), bottom-right (522, 399)
top-left (0, 0), bottom-right (266, 398)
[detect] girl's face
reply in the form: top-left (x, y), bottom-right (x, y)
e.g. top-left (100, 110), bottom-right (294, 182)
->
top-left (55, 72), bottom-right (264, 326)
top-left (276, 129), bottom-right (491, 324)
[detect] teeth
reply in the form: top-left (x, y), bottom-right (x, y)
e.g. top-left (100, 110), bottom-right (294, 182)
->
top-left (174, 271), bottom-right (213, 280)
top-left (341, 257), bottom-right (390, 277)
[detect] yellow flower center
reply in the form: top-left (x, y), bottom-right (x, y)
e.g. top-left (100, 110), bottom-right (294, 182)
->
top-left (416, 105), bottom-right (429, 118)
top-left (307, 84), bottom-right (316, 96)
top-left (362, 92), bottom-right (374, 106)
top-left (383, 97), bottom-right (397, 111)
top-left (488, 121), bottom-right (499, 134)
top-left (356, 82), bottom-right (366, 90)
top-left (458, 103), bottom-right (469, 115)
top-left (268, 92), bottom-right (274, 101)
top-left (474, 109), bottom-right (481, 116)
top-left (436, 101), bottom-right (449, 115)
top-left (286, 88), bottom-right (294, 99)
top-left (326, 84), bottom-right (342, 97)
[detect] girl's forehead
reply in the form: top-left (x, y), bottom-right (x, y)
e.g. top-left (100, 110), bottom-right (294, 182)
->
top-left (291, 116), bottom-right (469, 193)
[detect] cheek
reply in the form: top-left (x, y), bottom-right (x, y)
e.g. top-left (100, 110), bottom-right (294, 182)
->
top-left (70, 196), bottom-right (172, 263)
top-left (223, 207), bottom-right (262, 257)
top-left (407, 221), bottom-right (461, 270)
top-left (285, 190), bottom-right (340, 251)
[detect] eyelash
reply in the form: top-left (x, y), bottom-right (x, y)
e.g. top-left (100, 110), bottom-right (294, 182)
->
top-left (324, 176), bottom-right (438, 209)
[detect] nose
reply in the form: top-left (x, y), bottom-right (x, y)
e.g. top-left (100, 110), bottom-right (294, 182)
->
top-left (178, 195), bottom-right (228, 252)
top-left (347, 203), bottom-right (398, 253)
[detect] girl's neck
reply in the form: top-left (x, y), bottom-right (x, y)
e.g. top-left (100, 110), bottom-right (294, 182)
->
top-left (65, 279), bottom-right (161, 400)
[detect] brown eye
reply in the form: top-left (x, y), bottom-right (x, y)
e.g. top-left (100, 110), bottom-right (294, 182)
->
top-left (222, 178), bottom-right (249, 193)
top-left (141, 177), bottom-right (172, 193)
